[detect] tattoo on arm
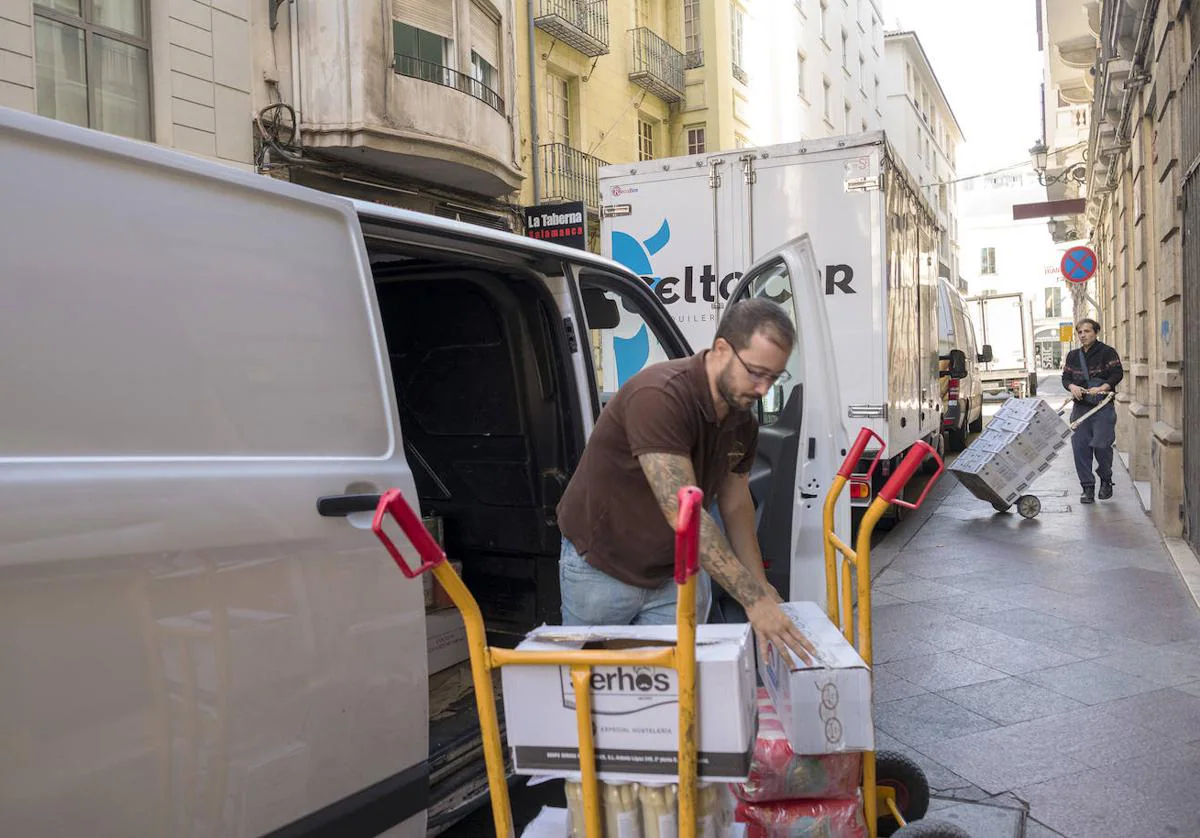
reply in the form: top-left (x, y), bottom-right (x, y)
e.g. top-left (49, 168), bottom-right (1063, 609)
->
top-left (638, 453), bottom-right (769, 609)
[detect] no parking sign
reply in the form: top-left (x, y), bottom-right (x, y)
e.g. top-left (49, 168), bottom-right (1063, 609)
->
top-left (1060, 246), bottom-right (1097, 283)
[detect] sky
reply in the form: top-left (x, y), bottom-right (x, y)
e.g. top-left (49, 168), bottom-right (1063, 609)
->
top-left (884, 0), bottom-right (1046, 178)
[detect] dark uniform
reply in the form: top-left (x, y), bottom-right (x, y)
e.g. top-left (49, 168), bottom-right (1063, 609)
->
top-left (1061, 341), bottom-right (1124, 492)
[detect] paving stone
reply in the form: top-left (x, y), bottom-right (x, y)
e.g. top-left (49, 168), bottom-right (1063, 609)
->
top-left (900, 618), bottom-right (1020, 653)
top-left (873, 668), bottom-right (929, 703)
top-left (879, 652), bottom-right (1007, 692)
top-left (869, 590), bottom-right (906, 607)
top-left (1022, 659), bottom-right (1162, 705)
top-left (1024, 818), bottom-right (1066, 837)
top-left (1093, 644), bottom-right (1200, 687)
top-left (875, 568), bottom-right (925, 587)
top-left (967, 607), bottom-right (1080, 642)
top-left (872, 602), bottom-right (958, 632)
top-left (1032, 625), bottom-right (1155, 660)
top-left (1101, 744), bottom-right (1200, 833)
top-left (874, 693), bottom-right (998, 748)
top-left (924, 799), bottom-right (1025, 838)
top-left (938, 677), bottom-right (1085, 725)
top-left (876, 579), bottom-right (972, 603)
top-left (916, 590), bottom-right (1016, 619)
top-left (919, 724), bottom-right (1088, 794)
top-left (1099, 687), bottom-right (1200, 741)
top-left (1016, 769), bottom-right (1182, 838)
top-left (872, 629), bottom-right (944, 663)
top-left (954, 636), bottom-right (1082, 675)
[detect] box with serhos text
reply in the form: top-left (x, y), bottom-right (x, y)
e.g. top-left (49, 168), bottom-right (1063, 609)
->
top-left (501, 623), bottom-right (756, 783)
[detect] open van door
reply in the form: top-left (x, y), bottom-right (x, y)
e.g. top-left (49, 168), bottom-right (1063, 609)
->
top-left (722, 235), bottom-right (850, 606)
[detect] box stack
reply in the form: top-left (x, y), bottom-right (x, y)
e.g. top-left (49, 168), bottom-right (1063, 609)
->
top-left (421, 514), bottom-right (468, 676)
top-left (949, 397), bottom-right (1071, 508)
top-left (732, 602), bottom-right (871, 838)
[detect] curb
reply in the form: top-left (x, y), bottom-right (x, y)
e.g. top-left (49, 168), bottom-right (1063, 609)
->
top-left (1164, 537), bottom-right (1200, 613)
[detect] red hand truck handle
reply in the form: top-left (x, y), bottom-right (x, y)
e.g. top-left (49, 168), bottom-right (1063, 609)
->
top-left (371, 488), bottom-right (446, 578)
top-left (837, 427), bottom-right (886, 479)
top-left (879, 441), bottom-right (944, 509)
top-left (674, 486), bottom-right (704, 585)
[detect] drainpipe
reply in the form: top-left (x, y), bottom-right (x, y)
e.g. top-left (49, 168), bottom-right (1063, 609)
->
top-left (290, 0), bottom-right (302, 129)
top-left (526, 0), bottom-right (541, 203)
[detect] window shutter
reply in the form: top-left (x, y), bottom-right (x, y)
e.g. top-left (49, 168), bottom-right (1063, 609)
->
top-left (392, 0), bottom-right (454, 40)
top-left (470, 2), bottom-right (500, 68)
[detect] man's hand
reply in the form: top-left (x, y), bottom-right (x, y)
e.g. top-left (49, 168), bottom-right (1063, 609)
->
top-left (1069, 384), bottom-right (1085, 400)
top-left (747, 598), bottom-right (815, 665)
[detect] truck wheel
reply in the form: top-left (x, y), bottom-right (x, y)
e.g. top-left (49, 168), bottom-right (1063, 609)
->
top-left (947, 417), bottom-right (967, 452)
top-left (875, 751), bottom-right (930, 836)
top-left (1029, 374), bottom-right (1038, 397)
top-left (891, 820), bottom-right (971, 838)
top-left (968, 411), bottom-right (983, 433)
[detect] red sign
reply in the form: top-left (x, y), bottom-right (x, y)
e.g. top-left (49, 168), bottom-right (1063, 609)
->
top-left (1060, 246), bottom-right (1097, 283)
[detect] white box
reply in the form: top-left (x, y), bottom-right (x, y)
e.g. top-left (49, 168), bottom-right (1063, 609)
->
top-left (427, 608), bottom-right (469, 675)
top-left (761, 602), bottom-right (874, 754)
top-left (501, 623), bottom-right (757, 783)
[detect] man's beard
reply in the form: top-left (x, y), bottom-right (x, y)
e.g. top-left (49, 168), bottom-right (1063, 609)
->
top-left (717, 362), bottom-right (754, 413)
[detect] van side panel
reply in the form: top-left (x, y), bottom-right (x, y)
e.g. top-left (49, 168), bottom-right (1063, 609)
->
top-left (0, 113), bottom-right (425, 837)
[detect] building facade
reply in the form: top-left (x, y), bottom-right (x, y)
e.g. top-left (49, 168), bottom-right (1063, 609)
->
top-left (1041, 0), bottom-right (1195, 544)
top-left (515, 0), bottom-right (886, 241)
top-left (958, 169), bottom-right (1074, 368)
top-left (882, 30), bottom-right (964, 291)
top-left (1, 0), bottom-right (255, 166)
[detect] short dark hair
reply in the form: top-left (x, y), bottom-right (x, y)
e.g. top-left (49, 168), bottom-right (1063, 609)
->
top-left (715, 299), bottom-right (796, 352)
top-left (1076, 318), bottom-right (1101, 333)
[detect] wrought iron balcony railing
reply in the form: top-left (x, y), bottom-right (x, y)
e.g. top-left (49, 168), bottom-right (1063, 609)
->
top-left (540, 143), bottom-right (608, 211)
top-left (394, 54), bottom-right (505, 116)
top-left (534, 0), bottom-right (609, 58)
top-left (732, 63), bottom-right (748, 85)
top-left (628, 27), bottom-right (684, 103)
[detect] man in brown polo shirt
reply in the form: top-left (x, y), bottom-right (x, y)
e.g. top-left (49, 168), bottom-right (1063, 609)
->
top-left (557, 299), bottom-right (815, 662)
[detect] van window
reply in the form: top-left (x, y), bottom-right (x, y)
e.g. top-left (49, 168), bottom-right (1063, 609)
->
top-left (2, 169), bottom-right (391, 458)
top-left (738, 260), bottom-right (802, 427)
top-left (579, 278), bottom-right (672, 404)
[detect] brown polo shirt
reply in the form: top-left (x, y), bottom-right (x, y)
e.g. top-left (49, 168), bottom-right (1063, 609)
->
top-left (557, 351), bottom-right (758, 588)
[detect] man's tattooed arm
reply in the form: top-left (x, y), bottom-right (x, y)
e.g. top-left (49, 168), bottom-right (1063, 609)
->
top-left (637, 452), bottom-right (770, 609)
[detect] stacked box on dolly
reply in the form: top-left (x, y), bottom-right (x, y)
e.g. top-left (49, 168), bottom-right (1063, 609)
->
top-left (949, 397), bottom-right (1072, 518)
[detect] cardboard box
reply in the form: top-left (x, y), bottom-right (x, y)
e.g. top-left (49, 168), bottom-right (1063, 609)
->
top-left (501, 623), bottom-right (757, 783)
top-left (761, 602), bottom-right (873, 755)
top-left (427, 608), bottom-right (469, 675)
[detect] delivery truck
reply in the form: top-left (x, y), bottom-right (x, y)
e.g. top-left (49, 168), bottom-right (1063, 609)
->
top-left (598, 131), bottom-right (943, 511)
top-left (966, 292), bottom-right (1039, 398)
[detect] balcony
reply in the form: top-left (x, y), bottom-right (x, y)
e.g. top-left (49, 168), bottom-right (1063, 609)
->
top-left (541, 144), bottom-right (608, 211)
top-left (395, 55), bottom-right (505, 115)
top-left (732, 63), bottom-right (749, 85)
top-left (686, 49), bottom-right (704, 69)
top-left (628, 28), bottom-right (685, 103)
top-left (534, 0), bottom-right (610, 58)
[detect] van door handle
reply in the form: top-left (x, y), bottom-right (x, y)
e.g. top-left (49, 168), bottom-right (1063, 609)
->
top-left (316, 493), bottom-right (382, 517)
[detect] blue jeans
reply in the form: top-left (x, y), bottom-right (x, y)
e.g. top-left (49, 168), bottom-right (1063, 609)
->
top-left (559, 538), bottom-right (712, 626)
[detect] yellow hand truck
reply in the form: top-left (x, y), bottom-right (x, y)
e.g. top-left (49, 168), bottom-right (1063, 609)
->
top-left (372, 485), bottom-right (707, 838)
top-left (823, 427), bottom-right (968, 838)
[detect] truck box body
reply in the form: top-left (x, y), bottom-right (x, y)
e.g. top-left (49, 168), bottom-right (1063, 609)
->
top-left (599, 132), bottom-right (942, 463)
top-left (966, 292), bottom-right (1038, 397)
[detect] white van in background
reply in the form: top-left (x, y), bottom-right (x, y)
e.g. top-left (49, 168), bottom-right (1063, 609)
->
top-left (0, 108), bottom-right (847, 837)
top-left (937, 278), bottom-right (989, 451)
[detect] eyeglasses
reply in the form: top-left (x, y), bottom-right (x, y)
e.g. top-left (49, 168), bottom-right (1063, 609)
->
top-left (729, 344), bottom-right (791, 385)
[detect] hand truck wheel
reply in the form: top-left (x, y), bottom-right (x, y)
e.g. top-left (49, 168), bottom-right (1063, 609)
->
top-left (875, 750), bottom-right (930, 836)
top-left (1017, 494), bottom-right (1041, 519)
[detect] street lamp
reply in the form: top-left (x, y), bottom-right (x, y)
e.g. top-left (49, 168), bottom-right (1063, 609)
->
top-left (1029, 139), bottom-right (1086, 186)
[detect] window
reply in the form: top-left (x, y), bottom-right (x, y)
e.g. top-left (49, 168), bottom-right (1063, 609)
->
top-left (738, 260), bottom-right (802, 427)
top-left (684, 0), bottom-right (703, 67)
top-left (395, 21), bottom-right (450, 85)
top-left (819, 0), bottom-right (828, 41)
top-left (822, 77), bottom-right (831, 121)
top-left (34, 0), bottom-right (151, 141)
top-left (858, 53), bottom-right (865, 91)
top-left (981, 247), bottom-right (997, 275)
top-left (731, 6), bottom-right (746, 82)
top-left (861, 118), bottom-right (868, 132)
top-left (638, 118), bottom-right (655, 161)
top-left (546, 72), bottom-right (571, 145)
top-left (797, 52), bottom-right (807, 98)
top-left (905, 62), bottom-right (912, 93)
top-left (841, 29), bottom-right (848, 71)
top-left (582, 281), bottom-right (672, 398)
top-left (469, 2), bottom-right (500, 94)
top-left (686, 124), bottom-right (706, 155)
top-left (1045, 287), bottom-right (1063, 318)
top-left (844, 100), bottom-right (851, 132)
top-left (873, 74), bottom-right (880, 106)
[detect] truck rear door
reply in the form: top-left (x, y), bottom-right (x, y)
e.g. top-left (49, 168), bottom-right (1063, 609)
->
top-left (724, 235), bottom-right (850, 604)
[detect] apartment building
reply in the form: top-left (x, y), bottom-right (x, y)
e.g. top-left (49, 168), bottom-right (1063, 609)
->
top-left (0, 0), bottom-right (255, 166)
top-left (883, 30), bottom-right (964, 291)
top-left (1040, 0), bottom-right (1195, 545)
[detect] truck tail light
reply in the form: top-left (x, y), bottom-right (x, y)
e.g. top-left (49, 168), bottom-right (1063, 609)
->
top-left (849, 480), bottom-right (871, 500)
top-left (947, 378), bottom-right (959, 401)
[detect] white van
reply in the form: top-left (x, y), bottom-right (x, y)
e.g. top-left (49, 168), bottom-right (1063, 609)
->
top-left (936, 278), bottom-right (988, 450)
top-left (0, 109), bottom-right (847, 837)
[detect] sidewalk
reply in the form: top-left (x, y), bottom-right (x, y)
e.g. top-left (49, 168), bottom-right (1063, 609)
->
top-left (871, 379), bottom-right (1200, 837)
